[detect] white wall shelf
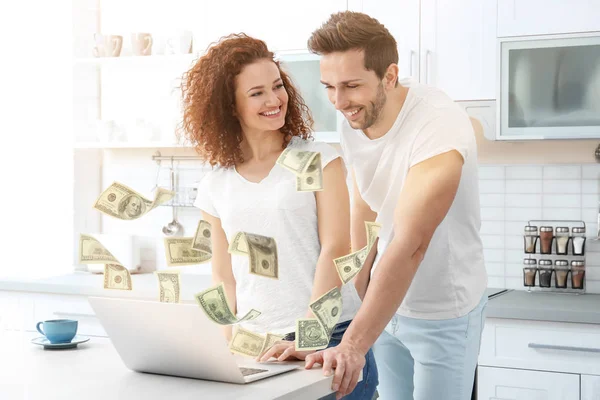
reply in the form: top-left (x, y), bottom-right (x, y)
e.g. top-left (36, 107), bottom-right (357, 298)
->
top-left (74, 141), bottom-right (190, 149)
top-left (72, 53), bottom-right (198, 66)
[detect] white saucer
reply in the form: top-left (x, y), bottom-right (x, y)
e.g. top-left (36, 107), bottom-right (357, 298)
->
top-left (31, 335), bottom-right (90, 350)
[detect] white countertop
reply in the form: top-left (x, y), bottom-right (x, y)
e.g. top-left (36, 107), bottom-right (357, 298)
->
top-left (0, 331), bottom-right (338, 400)
top-left (0, 271), bottom-right (212, 301)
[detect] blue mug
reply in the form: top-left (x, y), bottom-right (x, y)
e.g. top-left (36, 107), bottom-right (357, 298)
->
top-left (36, 319), bottom-right (78, 344)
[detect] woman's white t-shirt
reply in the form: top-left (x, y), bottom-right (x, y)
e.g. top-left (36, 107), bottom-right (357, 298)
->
top-left (194, 137), bottom-right (362, 335)
top-left (340, 80), bottom-right (488, 320)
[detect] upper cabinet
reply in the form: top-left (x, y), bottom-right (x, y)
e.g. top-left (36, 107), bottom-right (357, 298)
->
top-left (351, 0), bottom-right (497, 101)
top-left (498, 0), bottom-right (600, 37)
top-left (200, 0), bottom-right (347, 53)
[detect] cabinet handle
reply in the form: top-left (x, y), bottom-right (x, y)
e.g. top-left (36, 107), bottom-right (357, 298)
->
top-left (425, 50), bottom-right (432, 84)
top-left (53, 311), bottom-right (96, 318)
top-left (409, 50), bottom-right (416, 79)
top-left (528, 343), bottom-right (600, 353)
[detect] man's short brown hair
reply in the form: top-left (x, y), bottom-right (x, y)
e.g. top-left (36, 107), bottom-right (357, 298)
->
top-left (308, 11), bottom-right (398, 81)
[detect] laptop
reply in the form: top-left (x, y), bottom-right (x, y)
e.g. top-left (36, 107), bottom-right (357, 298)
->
top-left (88, 296), bottom-right (298, 384)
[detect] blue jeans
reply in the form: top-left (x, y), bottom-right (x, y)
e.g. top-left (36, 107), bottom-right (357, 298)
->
top-left (372, 294), bottom-right (487, 400)
top-left (319, 320), bottom-right (379, 400)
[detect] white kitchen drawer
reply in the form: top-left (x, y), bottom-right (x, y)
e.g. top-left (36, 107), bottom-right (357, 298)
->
top-left (30, 293), bottom-right (107, 337)
top-left (0, 291), bottom-right (35, 332)
top-left (478, 366), bottom-right (580, 400)
top-left (581, 375), bottom-right (600, 400)
top-left (480, 318), bottom-right (600, 375)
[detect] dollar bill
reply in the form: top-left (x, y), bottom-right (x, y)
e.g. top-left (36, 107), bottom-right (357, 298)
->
top-left (277, 149), bottom-right (324, 192)
top-left (229, 327), bottom-right (266, 358)
top-left (78, 234), bottom-right (119, 264)
top-left (191, 220), bottom-right (212, 256)
top-left (155, 270), bottom-right (181, 303)
top-left (296, 153), bottom-right (323, 192)
top-left (93, 181), bottom-right (174, 221)
top-left (334, 247), bottom-right (368, 284)
top-left (103, 264), bottom-right (132, 290)
top-left (228, 232), bottom-right (279, 279)
top-left (259, 332), bottom-right (285, 356)
top-left (309, 287), bottom-right (342, 339)
top-left (276, 148), bottom-right (319, 175)
top-left (195, 282), bottom-right (261, 325)
top-left (295, 318), bottom-right (329, 351)
top-left (164, 237), bottom-right (212, 267)
top-left (365, 221), bottom-right (382, 252)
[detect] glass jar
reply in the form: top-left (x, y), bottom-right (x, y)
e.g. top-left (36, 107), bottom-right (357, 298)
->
top-left (539, 226), bottom-right (554, 254)
top-left (522, 259), bottom-right (537, 287)
top-left (538, 259), bottom-right (553, 288)
top-left (571, 227), bottom-right (586, 256)
top-left (571, 260), bottom-right (585, 289)
top-left (523, 225), bottom-right (538, 253)
top-left (554, 227), bottom-right (570, 255)
top-left (554, 260), bottom-right (569, 289)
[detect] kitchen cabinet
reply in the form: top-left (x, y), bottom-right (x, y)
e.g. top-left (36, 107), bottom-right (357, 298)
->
top-left (497, 0), bottom-right (600, 37)
top-left (201, 0), bottom-right (347, 53)
top-left (581, 375), bottom-right (600, 400)
top-left (478, 366), bottom-right (580, 400)
top-left (350, 0), bottom-right (497, 101)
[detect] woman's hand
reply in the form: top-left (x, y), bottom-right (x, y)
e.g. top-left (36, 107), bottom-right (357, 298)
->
top-left (257, 340), bottom-right (315, 362)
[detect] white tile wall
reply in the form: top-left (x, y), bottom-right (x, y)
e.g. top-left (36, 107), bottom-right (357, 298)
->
top-left (479, 164), bottom-right (600, 293)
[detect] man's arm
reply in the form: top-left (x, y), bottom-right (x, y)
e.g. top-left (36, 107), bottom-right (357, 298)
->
top-left (349, 170), bottom-right (377, 300)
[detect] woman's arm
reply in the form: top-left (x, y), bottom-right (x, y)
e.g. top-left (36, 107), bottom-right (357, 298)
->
top-left (307, 158), bottom-right (352, 313)
top-left (201, 210), bottom-right (236, 342)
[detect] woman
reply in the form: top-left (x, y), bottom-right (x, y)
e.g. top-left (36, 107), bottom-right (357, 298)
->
top-left (181, 34), bottom-right (377, 399)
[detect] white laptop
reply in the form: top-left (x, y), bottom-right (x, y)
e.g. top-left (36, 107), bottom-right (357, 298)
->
top-left (88, 296), bottom-right (298, 384)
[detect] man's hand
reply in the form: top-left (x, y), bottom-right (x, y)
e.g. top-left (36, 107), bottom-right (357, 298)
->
top-left (304, 341), bottom-right (365, 400)
top-left (257, 340), bottom-right (315, 362)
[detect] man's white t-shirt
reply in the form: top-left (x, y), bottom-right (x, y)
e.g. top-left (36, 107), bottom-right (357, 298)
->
top-left (194, 137), bottom-right (362, 335)
top-left (340, 80), bottom-right (487, 320)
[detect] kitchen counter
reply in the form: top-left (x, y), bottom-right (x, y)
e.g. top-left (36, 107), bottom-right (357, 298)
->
top-left (0, 272), bottom-right (212, 301)
top-left (486, 289), bottom-right (600, 325)
top-left (0, 331), bottom-right (339, 400)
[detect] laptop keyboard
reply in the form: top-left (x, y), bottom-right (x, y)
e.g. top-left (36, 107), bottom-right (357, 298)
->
top-left (240, 367), bottom-right (268, 377)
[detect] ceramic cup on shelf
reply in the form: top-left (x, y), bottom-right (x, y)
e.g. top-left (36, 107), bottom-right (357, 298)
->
top-left (36, 319), bottom-right (78, 344)
top-left (131, 33), bottom-right (153, 56)
top-left (93, 34), bottom-right (123, 57)
top-left (166, 30), bottom-right (193, 54)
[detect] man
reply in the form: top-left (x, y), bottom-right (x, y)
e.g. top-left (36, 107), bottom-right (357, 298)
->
top-left (304, 11), bottom-right (488, 400)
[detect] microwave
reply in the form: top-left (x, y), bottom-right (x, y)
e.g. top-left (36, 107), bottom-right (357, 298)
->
top-left (497, 32), bottom-right (600, 140)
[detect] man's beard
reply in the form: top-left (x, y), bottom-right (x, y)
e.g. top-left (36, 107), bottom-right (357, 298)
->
top-left (350, 82), bottom-right (386, 130)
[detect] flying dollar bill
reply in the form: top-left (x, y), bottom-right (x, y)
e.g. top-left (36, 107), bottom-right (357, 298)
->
top-left (78, 234), bottom-right (118, 264)
top-left (195, 282), bottom-right (261, 325)
top-left (104, 264), bottom-right (132, 290)
top-left (229, 327), bottom-right (266, 358)
top-left (164, 237), bottom-right (212, 267)
top-left (259, 332), bottom-right (285, 356)
top-left (295, 318), bottom-right (329, 351)
top-left (334, 221), bottom-right (382, 284)
top-left (191, 219), bottom-right (212, 256)
top-left (155, 270), bottom-right (181, 303)
top-left (228, 232), bottom-right (278, 279)
top-left (309, 287), bottom-right (342, 339)
top-left (93, 181), bottom-right (174, 220)
top-left (276, 149), bottom-right (324, 192)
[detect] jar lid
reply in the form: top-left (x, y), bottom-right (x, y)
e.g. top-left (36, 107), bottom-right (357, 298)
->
top-left (524, 225), bottom-right (538, 232)
top-left (539, 259), bottom-right (552, 266)
top-left (523, 258), bottom-right (537, 265)
top-left (573, 227), bottom-right (586, 233)
top-left (540, 226), bottom-right (554, 232)
top-left (555, 260), bottom-right (569, 267)
top-left (571, 260), bottom-right (585, 267)
top-left (555, 227), bottom-right (569, 233)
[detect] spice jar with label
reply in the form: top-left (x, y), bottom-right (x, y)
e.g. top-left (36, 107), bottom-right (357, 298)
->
top-left (571, 260), bottom-right (585, 289)
top-left (554, 260), bottom-right (569, 288)
top-left (539, 226), bottom-right (554, 254)
top-left (523, 225), bottom-right (538, 253)
top-left (571, 227), bottom-right (586, 256)
top-left (523, 259), bottom-right (537, 287)
top-left (554, 227), bottom-right (570, 255)
top-left (538, 259), bottom-right (553, 288)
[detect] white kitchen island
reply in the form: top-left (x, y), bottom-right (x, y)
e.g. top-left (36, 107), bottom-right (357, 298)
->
top-left (0, 331), bottom-right (339, 400)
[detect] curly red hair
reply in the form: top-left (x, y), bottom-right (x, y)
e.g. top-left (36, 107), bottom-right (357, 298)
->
top-left (179, 33), bottom-right (314, 168)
